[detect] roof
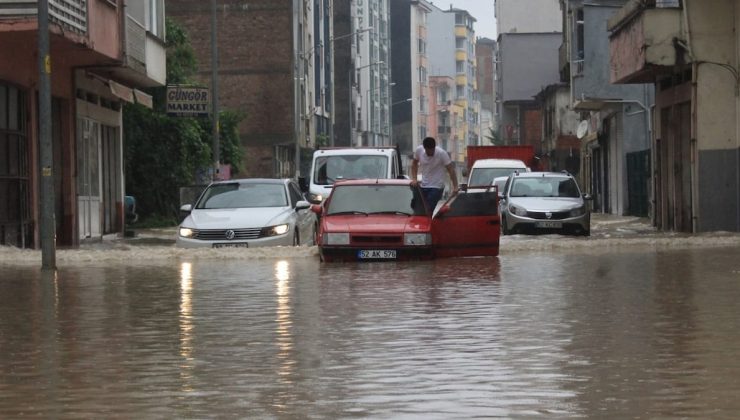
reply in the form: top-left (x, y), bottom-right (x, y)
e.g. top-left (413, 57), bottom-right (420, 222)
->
top-left (472, 159), bottom-right (528, 168)
top-left (314, 148), bottom-right (397, 157)
top-left (211, 178), bottom-right (289, 185)
top-left (513, 171), bottom-right (573, 179)
top-left (332, 179), bottom-right (412, 187)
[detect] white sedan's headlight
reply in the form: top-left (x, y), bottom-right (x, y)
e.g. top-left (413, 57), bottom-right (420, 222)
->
top-left (569, 205), bottom-right (586, 217)
top-left (404, 233), bottom-right (431, 246)
top-left (509, 204), bottom-right (528, 217)
top-left (324, 232), bottom-right (350, 245)
top-left (308, 193), bottom-right (323, 203)
top-left (179, 227), bottom-right (195, 238)
top-left (261, 224), bottom-right (290, 237)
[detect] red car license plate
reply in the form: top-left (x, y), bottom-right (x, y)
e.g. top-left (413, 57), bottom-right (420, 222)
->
top-left (357, 249), bottom-right (397, 259)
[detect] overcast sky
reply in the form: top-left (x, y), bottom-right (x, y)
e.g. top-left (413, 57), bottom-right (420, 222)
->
top-left (439, 0), bottom-right (497, 40)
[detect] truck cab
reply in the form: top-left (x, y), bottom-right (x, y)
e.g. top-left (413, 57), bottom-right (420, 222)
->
top-left (305, 147), bottom-right (403, 204)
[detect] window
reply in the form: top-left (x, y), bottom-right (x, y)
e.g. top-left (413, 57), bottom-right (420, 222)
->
top-left (418, 66), bottom-right (427, 83)
top-left (456, 84), bottom-right (465, 99)
top-left (418, 39), bottom-right (426, 55)
top-left (437, 88), bottom-right (449, 104)
top-left (149, 0), bottom-right (165, 38)
top-left (455, 37), bottom-right (465, 50)
top-left (456, 60), bottom-right (465, 74)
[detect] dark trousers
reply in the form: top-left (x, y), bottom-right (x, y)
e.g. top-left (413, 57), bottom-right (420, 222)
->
top-left (421, 187), bottom-right (444, 214)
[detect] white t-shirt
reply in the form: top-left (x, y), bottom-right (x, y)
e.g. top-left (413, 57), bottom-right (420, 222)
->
top-left (414, 145), bottom-right (451, 189)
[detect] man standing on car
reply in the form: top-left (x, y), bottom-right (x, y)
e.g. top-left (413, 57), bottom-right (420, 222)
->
top-left (410, 136), bottom-right (459, 213)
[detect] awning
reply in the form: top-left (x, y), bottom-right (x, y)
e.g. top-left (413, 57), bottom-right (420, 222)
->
top-left (108, 80), bottom-right (134, 104)
top-left (133, 89), bottom-right (153, 109)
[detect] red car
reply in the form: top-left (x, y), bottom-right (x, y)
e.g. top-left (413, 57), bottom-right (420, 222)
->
top-left (312, 179), bottom-right (500, 262)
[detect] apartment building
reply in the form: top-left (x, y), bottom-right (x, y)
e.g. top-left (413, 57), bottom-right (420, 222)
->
top-left (168, 0), bottom-right (333, 179)
top-left (609, 0), bottom-right (740, 232)
top-left (427, 5), bottom-right (481, 165)
top-left (0, 0), bottom-right (165, 248)
top-left (390, 0), bottom-right (433, 161)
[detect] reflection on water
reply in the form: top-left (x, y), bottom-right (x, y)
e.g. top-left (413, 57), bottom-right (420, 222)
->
top-left (0, 247), bottom-right (740, 418)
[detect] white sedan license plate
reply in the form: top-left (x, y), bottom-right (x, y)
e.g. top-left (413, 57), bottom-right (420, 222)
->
top-left (358, 249), bottom-right (397, 259)
top-left (535, 221), bottom-right (563, 229)
top-left (213, 243), bottom-right (249, 248)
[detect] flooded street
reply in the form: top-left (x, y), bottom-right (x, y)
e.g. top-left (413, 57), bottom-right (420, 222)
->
top-left (1, 216), bottom-right (740, 418)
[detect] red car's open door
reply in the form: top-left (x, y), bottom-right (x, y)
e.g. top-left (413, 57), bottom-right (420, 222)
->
top-left (432, 191), bottom-right (501, 258)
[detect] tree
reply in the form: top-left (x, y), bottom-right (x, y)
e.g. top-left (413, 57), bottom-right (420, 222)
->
top-left (124, 19), bottom-right (243, 224)
top-left (484, 127), bottom-right (503, 146)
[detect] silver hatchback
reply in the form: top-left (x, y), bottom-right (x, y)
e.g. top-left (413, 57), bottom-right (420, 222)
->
top-left (500, 172), bottom-right (591, 236)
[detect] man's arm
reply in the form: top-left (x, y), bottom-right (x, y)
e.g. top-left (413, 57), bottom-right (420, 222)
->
top-left (446, 162), bottom-right (459, 193)
top-left (410, 159), bottom-right (419, 186)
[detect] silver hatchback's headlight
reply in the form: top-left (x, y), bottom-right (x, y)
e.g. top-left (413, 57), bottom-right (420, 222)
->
top-left (404, 233), bottom-right (431, 246)
top-left (569, 205), bottom-right (586, 217)
top-left (509, 204), bottom-right (527, 217)
top-left (324, 232), bottom-right (350, 245)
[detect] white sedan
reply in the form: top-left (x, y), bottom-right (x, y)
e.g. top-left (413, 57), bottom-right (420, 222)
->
top-left (177, 178), bottom-right (317, 248)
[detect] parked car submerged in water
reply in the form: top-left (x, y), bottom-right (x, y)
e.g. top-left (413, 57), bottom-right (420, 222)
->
top-left (500, 171), bottom-right (591, 236)
top-left (313, 178), bottom-right (501, 262)
top-left (177, 178), bottom-right (317, 248)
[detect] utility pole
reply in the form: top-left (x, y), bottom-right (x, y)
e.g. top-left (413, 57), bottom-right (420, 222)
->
top-left (211, 0), bottom-right (220, 181)
top-left (38, 0), bottom-right (56, 270)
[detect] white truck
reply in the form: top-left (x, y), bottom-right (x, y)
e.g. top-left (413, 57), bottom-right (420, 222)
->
top-left (303, 147), bottom-right (404, 204)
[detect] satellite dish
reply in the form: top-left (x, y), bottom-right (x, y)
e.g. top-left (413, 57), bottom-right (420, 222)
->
top-left (576, 120), bottom-right (589, 139)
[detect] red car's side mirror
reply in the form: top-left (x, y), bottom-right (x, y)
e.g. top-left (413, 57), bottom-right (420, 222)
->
top-left (311, 204), bottom-right (323, 214)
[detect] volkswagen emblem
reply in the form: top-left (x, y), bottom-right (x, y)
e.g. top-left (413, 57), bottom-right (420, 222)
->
top-left (545, 212), bottom-right (553, 219)
top-left (225, 230), bottom-right (235, 240)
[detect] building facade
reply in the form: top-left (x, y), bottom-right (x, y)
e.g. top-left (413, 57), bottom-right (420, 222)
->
top-left (169, 0), bottom-right (332, 180)
top-left (560, 0), bottom-right (654, 217)
top-left (390, 0), bottom-right (432, 162)
top-left (609, 0), bottom-right (740, 232)
top-left (495, 0), bottom-right (561, 156)
top-left (476, 37), bottom-right (497, 144)
top-left (0, 0), bottom-right (165, 248)
top-left (427, 5), bottom-right (481, 166)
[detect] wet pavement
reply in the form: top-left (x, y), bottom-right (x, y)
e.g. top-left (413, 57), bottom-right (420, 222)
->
top-left (1, 214), bottom-right (740, 418)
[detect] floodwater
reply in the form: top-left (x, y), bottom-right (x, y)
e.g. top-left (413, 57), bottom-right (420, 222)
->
top-left (1, 216), bottom-right (740, 418)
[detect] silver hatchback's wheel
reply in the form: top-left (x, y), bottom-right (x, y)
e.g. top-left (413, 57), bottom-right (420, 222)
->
top-left (502, 216), bottom-right (511, 235)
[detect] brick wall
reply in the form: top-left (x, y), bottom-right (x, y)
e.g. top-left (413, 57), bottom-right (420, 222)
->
top-left (522, 109), bottom-right (542, 154)
top-left (168, 0), bottom-right (295, 178)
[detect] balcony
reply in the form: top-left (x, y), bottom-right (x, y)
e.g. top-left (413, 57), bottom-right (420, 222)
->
top-left (0, 0), bottom-right (87, 34)
top-left (608, 3), bottom-right (682, 83)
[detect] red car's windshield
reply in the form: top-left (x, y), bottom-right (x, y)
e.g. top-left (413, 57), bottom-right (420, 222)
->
top-left (326, 185), bottom-right (428, 216)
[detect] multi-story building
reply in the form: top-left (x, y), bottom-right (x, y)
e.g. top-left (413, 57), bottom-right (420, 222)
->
top-left (0, 0), bottom-right (165, 248)
top-left (390, 0), bottom-right (432, 162)
top-left (427, 5), bottom-right (481, 166)
top-left (355, 0), bottom-right (391, 147)
top-left (428, 76), bottom-right (465, 163)
top-left (608, 0), bottom-right (739, 232)
top-left (559, 0), bottom-right (654, 217)
top-left (169, 0), bottom-right (333, 179)
top-left (495, 0), bottom-right (561, 153)
top-left (334, 0), bottom-right (391, 149)
top-left (476, 37), bottom-right (497, 144)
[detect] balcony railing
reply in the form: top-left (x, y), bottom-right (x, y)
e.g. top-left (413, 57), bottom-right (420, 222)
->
top-left (0, 0), bottom-right (87, 34)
